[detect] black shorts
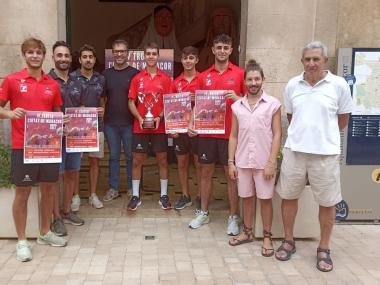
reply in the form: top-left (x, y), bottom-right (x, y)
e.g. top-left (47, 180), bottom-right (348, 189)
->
top-left (173, 134), bottom-right (198, 156)
top-left (11, 149), bottom-right (60, 187)
top-left (132, 133), bottom-right (168, 153)
top-left (198, 137), bottom-right (228, 165)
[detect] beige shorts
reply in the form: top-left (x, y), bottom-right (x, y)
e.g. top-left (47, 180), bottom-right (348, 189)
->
top-left (88, 132), bottom-right (104, 159)
top-left (276, 148), bottom-right (342, 207)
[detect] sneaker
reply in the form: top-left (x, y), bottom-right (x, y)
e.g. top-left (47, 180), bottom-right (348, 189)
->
top-left (71, 194), bottom-right (81, 212)
top-left (227, 215), bottom-right (240, 236)
top-left (159, 195), bottom-right (172, 210)
top-left (51, 219), bottom-right (67, 236)
top-left (63, 211), bottom-right (85, 226)
top-left (89, 194), bottom-right (104, 209)
top-left (103, 188), bottom-right (120, 202)
top-left (37, 231), bottom-right (67, 247)
top-left (127, 196), bottom-right (141, 211)
top-left (174, 195), bottom-right (192, 210)
top-left (16, 240), bottom-right (32, 262)
top-left (189, 211), bottom-right (209, 229)
top-left (195, 195), bottom-right (201, 212)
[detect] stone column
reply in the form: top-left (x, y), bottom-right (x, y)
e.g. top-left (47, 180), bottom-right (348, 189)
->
top-left (0, 0), bottom-right (65, 145)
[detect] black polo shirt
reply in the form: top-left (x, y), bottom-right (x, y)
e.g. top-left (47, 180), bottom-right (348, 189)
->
top-left (70, 69), bottom-right (106, 131)
top-left (102, 66), bottom-right (139, 127)
top-left (48, 69), bottom-right (84, 111)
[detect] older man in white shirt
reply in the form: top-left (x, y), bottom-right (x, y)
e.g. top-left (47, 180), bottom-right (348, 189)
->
top-left (275, 41), bottom-right (353, 272)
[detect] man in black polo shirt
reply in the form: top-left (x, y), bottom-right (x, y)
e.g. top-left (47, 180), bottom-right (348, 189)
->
top-left (71, 44), bottom-right (106, 210)
top-left (48, 41), bottom-right (85, 235)
top-left (102, 39), bottom-right (139, 201)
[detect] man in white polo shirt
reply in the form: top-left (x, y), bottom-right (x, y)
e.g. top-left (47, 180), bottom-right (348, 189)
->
top-left (275, 41), bottom-right (353, 272)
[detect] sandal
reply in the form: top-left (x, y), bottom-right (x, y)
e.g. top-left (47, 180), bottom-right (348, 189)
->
top-left (316, 247), bottom-right (333, 272)
top-left (261, 230), bottom-right (274, 257)
top-left (228, 224), bottom-right (253, 246)
top-left (275, 239), bottom-right (296, 261)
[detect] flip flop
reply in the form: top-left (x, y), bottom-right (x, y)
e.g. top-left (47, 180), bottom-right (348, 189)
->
top-left (316, 247), bottom-right (333, 272)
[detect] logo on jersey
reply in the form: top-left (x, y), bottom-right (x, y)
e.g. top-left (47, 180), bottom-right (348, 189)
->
top-left (20, 84), bottom-right (27, 93)
top-left (136, 144), bottom-right (143, 150)
top-left (44, 87), bottom-right (53, 96)
top-left (200, 153), bottom-right (207, 161)
top-left (22, 174), bottom-right (32, 182)
top-left (226, 77), bottom-right (235, 85)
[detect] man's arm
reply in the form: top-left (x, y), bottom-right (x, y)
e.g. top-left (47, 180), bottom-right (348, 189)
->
top-left (128, 98), bottom-right (143, 130)
top-left (338, 113), bottom-right (350, 130)
top-left (228, 112), bottom-right (239, 180)
top-left (0, 99), bottom-right (25, 119)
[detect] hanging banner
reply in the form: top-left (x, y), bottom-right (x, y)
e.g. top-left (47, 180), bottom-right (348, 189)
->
top-left (163, 92), bottom-right (192, 133)
top-left (65, 107), bottom-right (99, 152)
top-left (194, 90), bottom-right (226, 134)
top-left (24, 111), bottom-right (63, 163)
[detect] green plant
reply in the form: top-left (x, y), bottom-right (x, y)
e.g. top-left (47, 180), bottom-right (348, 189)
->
top-left (0, 143), bottom-right (11, 187)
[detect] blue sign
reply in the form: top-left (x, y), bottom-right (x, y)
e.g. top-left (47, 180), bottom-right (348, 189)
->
top-left (336, 200), bottom-right (349, 221)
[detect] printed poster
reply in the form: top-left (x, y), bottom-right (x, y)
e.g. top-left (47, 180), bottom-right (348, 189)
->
top-left (65, 107), bottom-right (99, 152)
top-left (24, 111), bottom-right (63, 163)
top-left (163, 92), bottom-right (192, 133)
top-left (194, 90), bottom-right (226, 134)
top-left (105, 49), bottom-right (174, 78)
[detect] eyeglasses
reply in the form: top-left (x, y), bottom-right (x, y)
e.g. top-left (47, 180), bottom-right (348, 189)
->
top-left (112, 50), bottom-right (127, 55)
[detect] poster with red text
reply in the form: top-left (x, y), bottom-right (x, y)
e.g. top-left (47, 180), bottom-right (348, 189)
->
top-left (105, 49), bottom-right (174, 78)
top-left (65, 107), bottom-right (99, 152)
top-left (163, 92), bottom-right (192, 133)
top-left (24, 111), bottom-right (63, 163)
top-left (194, 90), bottom-right (226, 134)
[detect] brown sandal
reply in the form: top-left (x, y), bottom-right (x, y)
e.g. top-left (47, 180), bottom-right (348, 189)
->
top-left (261, 230), bottom-right (274, 257)
top-left (228, 224), bottom-right (253, 246)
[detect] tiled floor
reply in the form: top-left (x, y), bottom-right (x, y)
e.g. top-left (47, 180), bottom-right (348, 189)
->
top-left (1, 165), bottom-right (380, 284)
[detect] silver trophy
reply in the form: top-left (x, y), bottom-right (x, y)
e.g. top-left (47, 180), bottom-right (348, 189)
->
top-left (139, 92), bottom-right (160, 129)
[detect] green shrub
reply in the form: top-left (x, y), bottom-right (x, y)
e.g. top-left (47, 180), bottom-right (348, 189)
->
top-left (0, 143), bottom-right (11, 187)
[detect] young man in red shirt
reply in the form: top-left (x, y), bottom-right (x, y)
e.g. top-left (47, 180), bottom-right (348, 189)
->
top-left (189, 34), bottom-right (245, 235)
top-left (171, 46), bottom-right (201, 210)
top-left (128, 42), bottom-right (172, 210)
top-left (0, 38), bottom-right (68, 262)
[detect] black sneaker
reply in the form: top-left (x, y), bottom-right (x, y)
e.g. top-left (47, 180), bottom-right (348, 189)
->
top-left (174, 195), bottom-right (192, 210)
top-left (195, 195), bottom-right (201, 212)
top-left (159, 195), bottom-right (172, 210)
top-left (127, 196), bottom-right (141, 211)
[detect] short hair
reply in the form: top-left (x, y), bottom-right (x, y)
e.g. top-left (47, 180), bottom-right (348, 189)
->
top-left (302, 41), bottom-right (328, 57)
top-left (212, 33), bottom-right (233, 46)
top-left (154, 5), bottom-right (173, 16)
top-left (79, 44), bottom-right (96, 58)
top-left (21, 37), bottom-right (46, 55)
top-left (52, 41), bottom-right (71, 54)
top-left (112, 39), bottom-right (128, 50)
top-left (144, 42), bottom-right (159, 54)
top-left (244, 59), bottom-right (264, 79)
top-left (182, 46), bottom-right (199, 57)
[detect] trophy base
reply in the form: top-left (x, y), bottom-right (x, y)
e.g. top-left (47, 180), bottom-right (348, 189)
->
top-left (142, 120), bottom-right (155, 129)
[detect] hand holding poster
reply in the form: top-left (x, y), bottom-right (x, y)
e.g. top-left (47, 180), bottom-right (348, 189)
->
top-left (194, 90), bottom-right (226, 134)
top-left (65, 107), bottom-right (99, 152)
top-left (24, 111), bottom-right (63, 164)
top-left (163, 92), bottom-right (192, 133)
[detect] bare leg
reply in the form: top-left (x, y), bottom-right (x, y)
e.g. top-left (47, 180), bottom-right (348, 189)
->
top-left (224, 166), bottom-right (239, 216)
top-left (176, 154), bottom-right (190, 196)
top-left (89, 157), bottom-right (99, 195)
top-left (317, 205), bottom-right (335, 271)
top-left (193, 154), bottom-right (201, 196)
top-left (63, 171), bottom-right (78, 214)
top-left (132, 152), bottom-right (147, 180)
top-left (53, 176), bottom-right (62, 219)
top-left (199, 163), bottom-right (214, 212)
top-left (39, 182), bottom-right (56, 235)
top-left (275, 199), bottom-right (298, 259)
top-left (13, 187), bottom-right (32, 240)
top-left (260, 198), bottom-right (274, 251)
top-left (156, 152), bottom-right (168, 180)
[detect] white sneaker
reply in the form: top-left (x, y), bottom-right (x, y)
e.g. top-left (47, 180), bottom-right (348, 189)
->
top-left (227, 215), bottom-right (240, 236)
top-left (16, 240), bottom-right (32, 262)
top-left (71, 194), bottom-right (81, 212)
top-left (89, 194), bottom-right (104, 209)
top-left (37, 231), bottom-right (67, 247)
top-left (189, 211), bottom-right (209, 229)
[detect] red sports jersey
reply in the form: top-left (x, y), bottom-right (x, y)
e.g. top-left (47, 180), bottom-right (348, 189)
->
top-left (128, 68), bottom-right (171, 134)
top-left (199, 62), bottom-right (245, 139)
top-left (0, 69), bottom-right (62, 149)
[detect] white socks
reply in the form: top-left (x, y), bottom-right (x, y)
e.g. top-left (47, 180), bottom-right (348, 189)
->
top-left (132, 180), bottom-right (140, 197)
top-left (160, 179), bottom-right (168, 197)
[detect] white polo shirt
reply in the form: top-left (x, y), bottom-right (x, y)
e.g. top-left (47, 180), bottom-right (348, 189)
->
top-left (284, 71), bottom-right (353, 155)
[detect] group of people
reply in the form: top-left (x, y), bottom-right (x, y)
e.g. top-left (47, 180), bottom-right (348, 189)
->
top-left (0, 32), bottom-right (352, 274)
